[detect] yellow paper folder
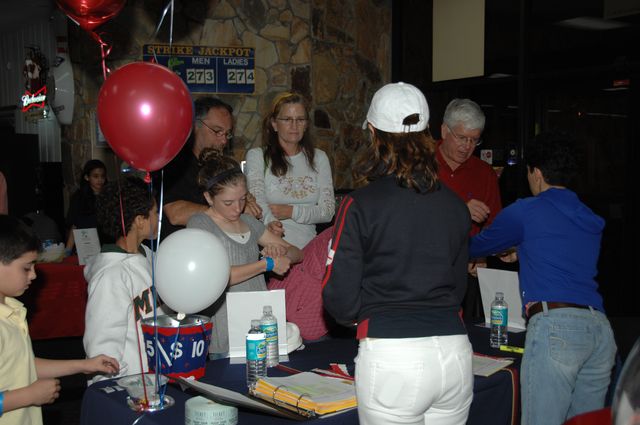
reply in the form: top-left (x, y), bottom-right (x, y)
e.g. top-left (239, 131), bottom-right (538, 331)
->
top-left (250, 372), bottom-right (357, 417)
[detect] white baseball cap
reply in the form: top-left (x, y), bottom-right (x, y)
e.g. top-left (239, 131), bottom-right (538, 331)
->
top-left (363, 82), bottom-right (429, 133)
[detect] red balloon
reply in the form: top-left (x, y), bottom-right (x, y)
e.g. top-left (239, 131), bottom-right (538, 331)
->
top-left (56, 0), bottom-right (126, 32)
top-left (97, 62), bottom-right (193, 172)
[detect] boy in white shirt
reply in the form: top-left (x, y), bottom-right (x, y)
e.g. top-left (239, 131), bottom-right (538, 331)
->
top-left (83, 177), bottom-right (167, 383)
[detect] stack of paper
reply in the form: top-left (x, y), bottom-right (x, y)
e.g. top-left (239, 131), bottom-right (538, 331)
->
top-left (472, 354), bottom-right (514, 377)
top-left (250, 372), bottom-right (357, 417)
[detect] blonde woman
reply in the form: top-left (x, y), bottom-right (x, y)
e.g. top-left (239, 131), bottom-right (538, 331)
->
top-left (245, 92), bottom-right (334, 249)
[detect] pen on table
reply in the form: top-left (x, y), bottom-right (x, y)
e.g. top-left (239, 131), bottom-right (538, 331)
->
top-left (499, 345), bottom-right (524, 354)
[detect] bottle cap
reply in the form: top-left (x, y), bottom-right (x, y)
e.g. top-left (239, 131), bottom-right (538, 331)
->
top-left (263, 305), bottom-right (272, 314)
top-left (251, 319), bottom-right (261, 327)
top-left (496, 292), bottom-right (504, 298)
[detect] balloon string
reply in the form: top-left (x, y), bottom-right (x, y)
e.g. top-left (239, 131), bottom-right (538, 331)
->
top-left (116, 157), bottom-right (149, 405)
top-left (152, 1), bottom-right (173, 40)
top-left (159, 326), bottom-right (181, 405)
top-left (150, 0), bottom-right (174, 67)
top-left (169, 0), bottom-right (174, 47)
top-left (90, 31), bottom-right (112, 80)
top-left (156, 171), bottom-right (164, 250)
top-left (113, 157), bottom-right (127, 240)
top-left (133, 310), bottom-right (150, 407)
top-left (147, 176), bottom-right (162, 404)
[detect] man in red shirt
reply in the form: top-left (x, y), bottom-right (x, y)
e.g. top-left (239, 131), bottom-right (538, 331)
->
top-left (436, 98), bottom-right (502, 321)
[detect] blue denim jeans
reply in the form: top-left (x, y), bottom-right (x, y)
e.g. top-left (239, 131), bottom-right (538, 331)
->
top-left (521, 305), bottom-right (616, 425)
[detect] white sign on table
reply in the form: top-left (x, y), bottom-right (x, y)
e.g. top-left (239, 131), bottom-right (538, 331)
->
top-left (226, 289), bottom-right (287, 361)
top-left (477, 268), bottom-right (526, 331)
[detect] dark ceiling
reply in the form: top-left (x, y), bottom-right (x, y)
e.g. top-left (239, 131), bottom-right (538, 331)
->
top-left (396, 0), bottom-right (640, 88)
top-left (0, 0), bottom-right (54, 34)
top-left (486, 0), bottom-right (640, 76)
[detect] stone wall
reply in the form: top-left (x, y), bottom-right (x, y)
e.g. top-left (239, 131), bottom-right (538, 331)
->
top-left (63, 0), bottom-right (391, 191)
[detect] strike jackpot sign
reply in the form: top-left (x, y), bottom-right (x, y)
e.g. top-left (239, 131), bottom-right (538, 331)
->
top-left (143, 44), bottom-right (255, 94)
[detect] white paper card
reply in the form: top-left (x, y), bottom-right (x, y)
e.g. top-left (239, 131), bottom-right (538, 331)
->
top-left (477, 268), bottom-right (526, 331)
top-left (472, 354), bottom-right (513, 377)
top-left (226, 290), bottom-right (287, 358)
top-left (72, 228), bottom-right (101, 265)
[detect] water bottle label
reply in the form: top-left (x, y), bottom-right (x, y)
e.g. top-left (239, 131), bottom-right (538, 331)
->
top-left (261, 323), bottom-right (278, 343)
top-left (246, 339), bottom-right (266, 361)
top-left (490, 307), bottom-right (508, 327)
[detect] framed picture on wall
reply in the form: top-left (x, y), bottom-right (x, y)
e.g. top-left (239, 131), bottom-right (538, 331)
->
top-left (93, 111), bottom-right (108, 148)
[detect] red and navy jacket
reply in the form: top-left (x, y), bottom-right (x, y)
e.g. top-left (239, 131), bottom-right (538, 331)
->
top-left (322, 176), bottom-right (470, 339)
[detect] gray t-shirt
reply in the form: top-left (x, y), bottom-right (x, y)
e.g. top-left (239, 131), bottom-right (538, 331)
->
top-left (187, 213), bottom-right (267, 354)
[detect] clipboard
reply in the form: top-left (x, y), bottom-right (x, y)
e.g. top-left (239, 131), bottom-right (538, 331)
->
top-left (176, 377), bottom-right (308, 421)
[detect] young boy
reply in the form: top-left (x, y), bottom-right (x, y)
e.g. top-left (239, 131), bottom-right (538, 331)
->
top-left (83, 177), bottom-right (167, 383)
top-left (0, 215), bottom-right (118, 425)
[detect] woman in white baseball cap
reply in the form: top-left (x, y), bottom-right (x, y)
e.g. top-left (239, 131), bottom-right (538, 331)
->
top-left (323, 82), bottom-right (473, 425)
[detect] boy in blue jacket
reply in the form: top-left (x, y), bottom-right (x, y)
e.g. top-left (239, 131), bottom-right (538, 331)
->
top-left (470, 132), bottom-right (616, 425)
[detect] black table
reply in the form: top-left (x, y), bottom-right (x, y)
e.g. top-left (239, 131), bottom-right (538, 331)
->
top-left (80, 325), bottom-right (524, 424)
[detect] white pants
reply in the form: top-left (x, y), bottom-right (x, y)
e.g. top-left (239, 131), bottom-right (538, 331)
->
top-left (355, 335), bottom-right (473, 425)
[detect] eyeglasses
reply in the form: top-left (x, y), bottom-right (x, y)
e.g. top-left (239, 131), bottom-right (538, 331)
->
top-left (275, 117), bottom-right (308, 126)
top-left (446, 125), bottom-right (482, 147)
top-left (199, 119), bottom-right (233, 140)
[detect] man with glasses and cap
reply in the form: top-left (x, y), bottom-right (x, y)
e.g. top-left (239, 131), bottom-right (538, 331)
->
top-left (161, 97), bottom-right (262, 237)
top-left (436, 98), bottom-right (502, 321)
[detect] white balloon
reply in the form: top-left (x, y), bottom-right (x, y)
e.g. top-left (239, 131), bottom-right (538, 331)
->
top-left (155, 228), bottom-right (230, 315)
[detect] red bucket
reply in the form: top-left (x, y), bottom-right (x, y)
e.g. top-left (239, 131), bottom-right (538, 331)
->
top-left (141, 314), bottom-right (212, 380)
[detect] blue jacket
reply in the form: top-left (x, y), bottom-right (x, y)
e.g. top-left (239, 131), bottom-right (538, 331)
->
top-left (470, 188), bottom-right (605, 311)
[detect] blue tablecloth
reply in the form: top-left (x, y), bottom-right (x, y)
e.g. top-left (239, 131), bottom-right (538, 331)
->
top-left (81, 325), bottom-right (523, 424)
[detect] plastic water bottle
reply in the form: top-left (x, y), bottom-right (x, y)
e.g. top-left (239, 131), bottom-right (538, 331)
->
top-left (490, 292), bottom-right (508, 348)
top-left (246, 319), bottom-right (266, 388)
top-left (260, 305), bottom-right (279, 367)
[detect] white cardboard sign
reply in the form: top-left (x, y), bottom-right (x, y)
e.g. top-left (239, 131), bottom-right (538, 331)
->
top-left (72, 228), bottom-right (100, 265)
top-left (226, 289), bottom-right (287, 358)
top-left (477, 268), bottom-right (526, 331)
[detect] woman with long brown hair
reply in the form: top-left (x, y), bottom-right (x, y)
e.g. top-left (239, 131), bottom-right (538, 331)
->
top-left (322, 82), bottom-right (473, 425)
top-left (245, 92), bottom-right (334, 249)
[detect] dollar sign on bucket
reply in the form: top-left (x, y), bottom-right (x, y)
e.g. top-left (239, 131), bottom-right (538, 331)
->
top-left (141, 314), bottom-right (213, 380)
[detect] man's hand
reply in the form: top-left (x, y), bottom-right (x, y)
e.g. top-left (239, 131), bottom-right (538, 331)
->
top-left (466, 199), bottom-right (491, 224)
top-left (269, 204), bottom-right (293, 220)
top-left (267, 220), bottom-right (285, 237)
top-left (468, 259), bottom-right (487, 277)
top-left (243, 192), bottom-right (263, 219)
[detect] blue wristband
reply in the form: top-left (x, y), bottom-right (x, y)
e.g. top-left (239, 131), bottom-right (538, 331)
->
top-left (264, 256), bottom-right (274, 272)
top-left (0, 391), bottom-right (4, 417)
